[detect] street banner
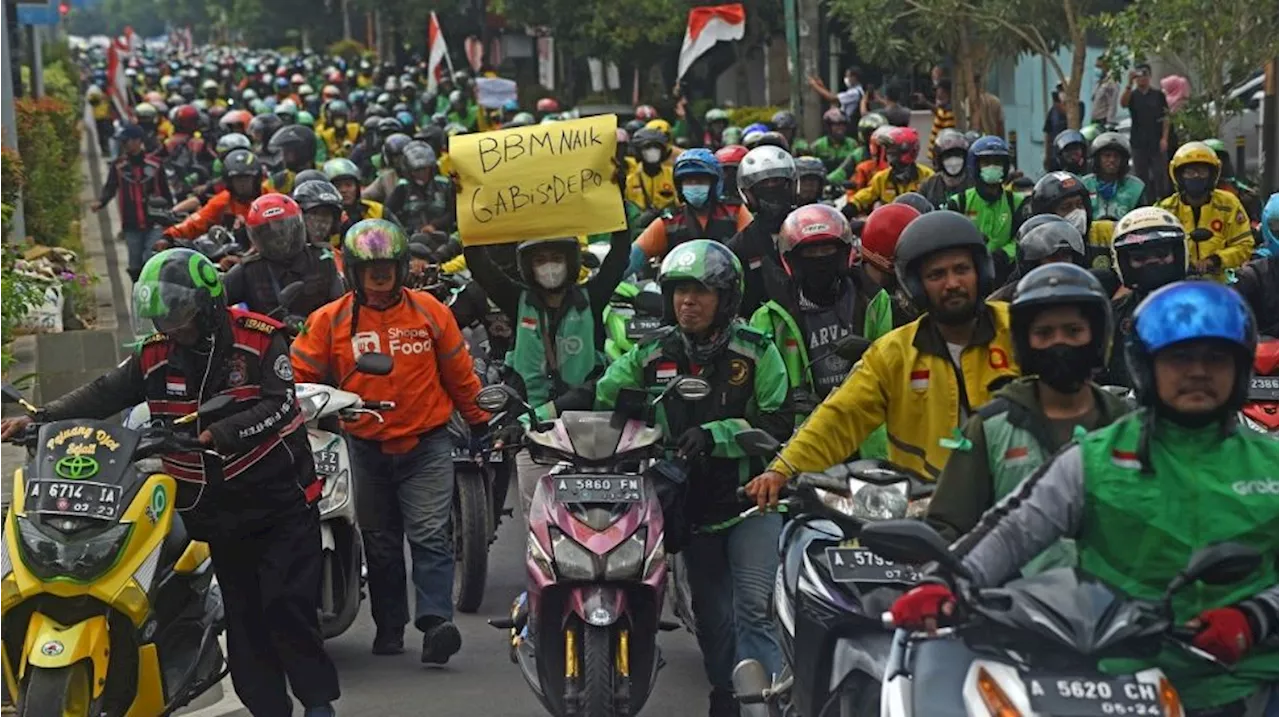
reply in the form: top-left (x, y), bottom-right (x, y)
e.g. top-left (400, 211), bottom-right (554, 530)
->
top-left (452, 114), bottom-right (626, 246)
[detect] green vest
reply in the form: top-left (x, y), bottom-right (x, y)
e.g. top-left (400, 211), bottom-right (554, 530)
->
top-left (1078, 413), bottom-right (1278, 709)
top-left (949, 188), bottom-right (1023, 258)
top-left (506, 289), bottom-right (601, 419)
top-left (1082, 174), bottom-right (1146, 220)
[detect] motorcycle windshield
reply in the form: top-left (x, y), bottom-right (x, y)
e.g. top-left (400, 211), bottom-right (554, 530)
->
top-left (557, 411), bottom-right (625, 462)
top-left (26, 420), bottom-right (145, 525)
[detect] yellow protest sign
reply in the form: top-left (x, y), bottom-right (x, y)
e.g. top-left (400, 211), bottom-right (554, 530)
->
top-left (453, 114), bottom-right (626, 246)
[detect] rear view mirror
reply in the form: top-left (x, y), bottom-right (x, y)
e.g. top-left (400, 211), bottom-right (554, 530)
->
top-left (1166, 543), bottom-right (1261, 597)
top-left (277, 281), bottom-right (305, 312)
top-left (734, 428), bottom-right (782, 458)
top-left (633, 292), bottom-right (665, 317)
top-left (672, 376), bottom-right (712, 402)
top-left (355, 352), bottom-right (393, 376)
top-left (833, 335), bottom-right (872, 363)
top-left (1, 382), bottom-right (24, 405)
top-left (476, 384), bottom-right (513, 412)
top-left (858, 520), bottom-right (971, 578)
top-left (409, 243), bottom-right (433, 260)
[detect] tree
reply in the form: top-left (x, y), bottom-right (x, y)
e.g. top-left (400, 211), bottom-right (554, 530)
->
top-left (1098, 0), bottom-right (1278, 136)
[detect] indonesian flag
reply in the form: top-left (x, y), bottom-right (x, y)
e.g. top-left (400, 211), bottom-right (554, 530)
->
top-left (677, 4), bottom-right (746, 80)
top-left (426, 12), bottom-right (453, 91)
top-left (107, 27), bottom-right (137, 123)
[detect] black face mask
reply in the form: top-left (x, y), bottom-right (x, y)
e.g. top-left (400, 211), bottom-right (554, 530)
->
top-left (1024, 343), bottom-right (1096, 393)
top-left (1180, 177), bottom-right (1211, 198)
top-left (793, 256), bottom-right (846, 304)
top-left (753, 189), bottom-right (794, 231)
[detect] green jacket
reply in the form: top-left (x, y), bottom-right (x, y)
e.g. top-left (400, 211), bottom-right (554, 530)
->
top-left (947, 187), bottom-right (1024, 259)
top-left (1082, 173), bottom-right (1146, 220)
top-left (506, 287), bottom-right (602, 421)
top-left (810, 135), bottom-right (860, 175)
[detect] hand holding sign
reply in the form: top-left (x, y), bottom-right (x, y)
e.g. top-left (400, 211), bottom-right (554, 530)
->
top-left (452, 115), bottom-right (627, 246)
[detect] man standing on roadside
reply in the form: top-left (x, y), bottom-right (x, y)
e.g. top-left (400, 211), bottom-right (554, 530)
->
top-left (91, 123), bottom-right (174, 282)
top-left (1089, 57), bottom-right (1120, 128)
top-left (1121, 64), bottom-right (1170, 198)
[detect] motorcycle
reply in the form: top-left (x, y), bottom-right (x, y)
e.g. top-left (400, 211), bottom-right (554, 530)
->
top-left (859, 520), bottom-right (1261, 717)
top-left (483, 375), bottom-right (713, 717)
top-left (0, 384), bottom-right (231, 717)
top-left (602, 282), bottom-right (665, 362)
top-left (294, 351), bottom-right (396, 639)
top-left (1242, 337), bottom-right (1277, 436)
top-left (730, 428), bottom-right (934, 717)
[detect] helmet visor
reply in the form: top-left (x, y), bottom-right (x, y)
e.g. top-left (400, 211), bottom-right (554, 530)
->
top-left (133, 279), bottom-right (202, 336)
top-left (249, 214), bottom-right (306, 261)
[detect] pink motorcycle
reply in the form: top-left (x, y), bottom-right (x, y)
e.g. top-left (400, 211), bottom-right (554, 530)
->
top-left (480, 376), bottom-right (712, 717)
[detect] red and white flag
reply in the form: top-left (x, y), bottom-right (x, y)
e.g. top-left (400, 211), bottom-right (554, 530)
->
top-left (426, 12), bottom-right (454, 91)
top-left (677, 4), bottom-right (746, 80)
top-left (107, 27), bottom-right (137, 123)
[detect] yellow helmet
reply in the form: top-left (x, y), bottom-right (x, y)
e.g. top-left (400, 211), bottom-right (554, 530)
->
top-left (645, 119), bottom-right (672, 140)
top-left (1168, 141), bottom-right (1221, 185)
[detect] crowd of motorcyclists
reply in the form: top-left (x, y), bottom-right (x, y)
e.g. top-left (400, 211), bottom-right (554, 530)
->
top-left (2, 39), bottom-right (1276, 717)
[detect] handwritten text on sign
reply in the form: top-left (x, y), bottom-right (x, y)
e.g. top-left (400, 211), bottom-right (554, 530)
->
top-left (454, 114), bottom-right (626, 246)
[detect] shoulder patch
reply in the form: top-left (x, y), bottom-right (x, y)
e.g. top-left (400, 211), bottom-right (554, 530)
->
top-left (236, 313), bottom-right (282, 334)
top-left (139, 332), bottom-right (168, 348)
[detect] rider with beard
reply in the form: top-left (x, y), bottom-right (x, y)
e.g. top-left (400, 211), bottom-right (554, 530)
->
top-left (1052, 129), bottom-right (1089, 175)
top-left (927, 263), bottom-right (1131, 565)
top-left (946, 135), bottom-right (1025, 277)
top-left (847, 126), bottom-right (934, 215)
top-left (725, 146), bottom-right (798, 318)
top-left (745, 211), bottom-right (1021, 505)
top-left (1156, 141), bottom-right (1254, 283)
top-left (385, 141), bottom-right (455, 235)
top-left (918, 128), bottom-right (971, 208)
top-left (224, 193), bottom-right (343, 319)
top-left (266, 124), bottom-right (318, 195)
top-left (1098, 207), bottom-right (1190, 387)
top-left (1083, 131), bottom-right (1147, 220)
top-left (857, 202), bottom-right (924, 327)
top-left (988, 215), bottom-right (1089, 302)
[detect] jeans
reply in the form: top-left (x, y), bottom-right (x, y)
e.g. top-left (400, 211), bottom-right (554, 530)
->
top-left (122, 226), bottom-right (163, 279)
top-left (683, 512), bottom-right (783, 691)
top-left (349, 429), bottom-right (456, 631)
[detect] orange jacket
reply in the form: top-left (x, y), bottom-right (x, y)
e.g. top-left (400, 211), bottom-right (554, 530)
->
top-left (290, 289), bottom-right (490, 452)
top-left (164, 188), bottom-right (266, 240)
top-left (852, 158), bottom-right (887, 190)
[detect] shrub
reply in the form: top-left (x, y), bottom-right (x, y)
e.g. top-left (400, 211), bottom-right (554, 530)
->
top-left (42, 61), bottom-right (80, 113)
top-left (0, 242), bottom-right (46, 371)
top-left (1, 147), bottom-right (24, 208)
top-left (729, 106), bottom-right (785, 129)
top-left (327, 39), bottom-right (366, 64)
top-left (16, 96), bottom-right (81, 245)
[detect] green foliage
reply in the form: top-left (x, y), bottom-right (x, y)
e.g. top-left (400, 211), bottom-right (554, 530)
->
top-left (16, 96), bottom-right (81, 246)
top-left (729, 106), bottom-right (785, 128)
top-left (1, 147), bottom-right (24, 209)
top-left (328, 38), bottom-right (366, 63)
top-left (0, 243), bottom-right (47, 372)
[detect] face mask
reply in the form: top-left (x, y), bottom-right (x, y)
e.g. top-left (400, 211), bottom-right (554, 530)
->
top-left (1064, 208), bottom-right (1088, 236)
top-left (844, 77), bottom-right (856, 90)
top-left (794, 256), bottom-right (845, 303)
top-left (942, 156), bottom-right (965, 176)
top-left (334, 118), bottom-right (346, 129)
top-left (979, 165), bottom-right (1006, 184)
top-left (1180, 177), bottom-right (1211, 198)
top-left (1024, 343), bottom-right (1095, 393)
top-left (533, 261), bottom-right (568, 290)
top-left (642, 148), bottom-right (663, 165)
top-left (682, 185), bottom-right (711, 208)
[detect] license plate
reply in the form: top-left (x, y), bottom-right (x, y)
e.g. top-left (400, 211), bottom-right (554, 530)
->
top-left (553, 476), bottom-right (643, 504)
top-left (314, 450), bottom-right (340, 476)
top-left (1025, 676), bottom-right (1163, 716)
top-left (825, 547), bottom-right (920, 584)
top-left (1248, 376), bottom-right (1279, 401)
top-left (626, 316), bottom-right (662, 340)
top-left (24, 480), bottom-right (124, 521)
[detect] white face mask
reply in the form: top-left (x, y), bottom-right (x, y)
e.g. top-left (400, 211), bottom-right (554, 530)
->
top-left (942, 156), bottom-right (965, 176)
top-left (534, 261), bottom-right (568, 289)
top-left (641, 148), bottom-right (663, 165)
top-left (1064, 208), bottom-right (1088, 236)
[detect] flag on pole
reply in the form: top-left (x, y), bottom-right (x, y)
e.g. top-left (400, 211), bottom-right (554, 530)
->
top-left (426, 12), bottom-right (454, 91)
top-left (107, 26), bottom-right (137, 123)
top-left (676, 4), bottom-right (746, 81)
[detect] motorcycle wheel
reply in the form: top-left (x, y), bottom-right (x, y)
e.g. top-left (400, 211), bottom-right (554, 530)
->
top-left (580, 623), bottom-right (617, 717)
top-left (453, 470), bottom-right (490, 613)
top-left (20, 664), bottom-right (94, 717)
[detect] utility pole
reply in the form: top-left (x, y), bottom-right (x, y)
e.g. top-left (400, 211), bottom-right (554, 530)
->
top-left (796, 0), bottom-right (821, 138)
top-left (2, 10), bottom-right (27, 242)
top-left (1265, 60), bottom-right (1277, 197)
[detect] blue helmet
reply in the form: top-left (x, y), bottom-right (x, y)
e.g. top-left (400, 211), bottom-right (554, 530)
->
top-left (673, 148), bottom-right (724, 202)
top-left (1260, 193), bottom-right (1278, 257)
top-left (396, 111), bottom-right (415, 131)
top-left (744, 122), bottom-right (770, 135)
top-left (967, 135), bottom-right (1010, 182)
top-left (502, 98), bottom-right (520, 113)
top-left (1125, 281), bottom-right (1257, 411)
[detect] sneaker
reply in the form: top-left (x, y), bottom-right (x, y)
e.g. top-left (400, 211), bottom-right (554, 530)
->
top-left (420, 620), bottom-right (463, 664)
top-left (303, 705), bottom-right (336, 717)
top-left (371, 627), bottom-right (404, 655)
top-left (709, 688), bottom-right (737, 717)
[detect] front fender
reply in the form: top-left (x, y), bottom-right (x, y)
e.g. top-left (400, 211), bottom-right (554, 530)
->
top-left (21, 613), bottom-right (111, 698)
top-left (567, 585), bottom-right (627, 627)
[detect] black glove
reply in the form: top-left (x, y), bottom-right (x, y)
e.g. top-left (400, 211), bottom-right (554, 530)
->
top-left (676, 426), bottom-right (712, 458)
top-left (553, 385), bottom-right (596, 414)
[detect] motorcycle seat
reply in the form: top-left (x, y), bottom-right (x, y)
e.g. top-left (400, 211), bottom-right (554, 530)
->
top-left (906, 636), bottom-right (980, 717)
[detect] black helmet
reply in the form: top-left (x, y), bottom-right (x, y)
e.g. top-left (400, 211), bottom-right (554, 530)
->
top-left (293, 179), bottom-right (344, 213)
top-left (1030, 171), bottom-right (1091, 216)
top-left (1011, 262), bottom-right (1113, 382)
top-left (293, 168), bottom-right (327, 186)
top-left (247, 113), bottom-right (284, 149)
top-left (631, 127), bottom-right (666, 151)
top-left (771, 110), bottom-right (798, 131)
top-left (398, 141), bottom-right (437, 176)
top-left (892, 192), bottom-right (935, 215)
top-left (657, 239), bottom-right (744, 333)
top-left (794, 156), bottom-right (825, 181)
top-left (1015, 215), bottom-right (1086, 274)
top-left (132, 248), bottom-right (227, 340)
top-left (268, 124), bottom-right (317, 172)
top-left (414, 124), bottom-right (446, 155)
top-left (745, 130), bottom-right (790, 152)
top-left (377, 116), bottom-right (403, 136)
top-left (381, 133), bottom-right (412, 169)
top-left (222, 148), bottom-right (263, 179)
top-left (362, 115), bottom-right (383, 137)
top-left (364, 104), bottom-right (388, 119)
top-left (516, 237), bottom-right (580, 292)
top-left (624, 118), bottom-right (646, 136)
top-left (893, 210), bottom-right (994, 308)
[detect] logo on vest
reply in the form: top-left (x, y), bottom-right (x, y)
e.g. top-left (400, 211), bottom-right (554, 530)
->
top-left (388, 326), bottom-right (433, 355)
top-left (557, 335), bottom-right (584, 356)
top-left (227, 355), bottom-right (248, 387)
top-left (728, 358), bottom-right (749, 386)
top-left (1232, 479), bottom-right (1279, 496)
top-left (352, 331), bottom-right (382, 358)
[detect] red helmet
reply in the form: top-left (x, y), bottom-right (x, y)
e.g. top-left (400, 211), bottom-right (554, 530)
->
top-left (173, 104), bottom-right (200, 133)
top-left (778, 204), bottom-right (856, 275)
top-left (714, 144), bottom-right (749, 168)
top-left (275, 67), bottom-right (289, 78)
top-left (634, 104), bottom-right (659, 122)
top-left (220, 109), bottom-right (253, 134)
top-left (246, 194), bottom-right (306, 262)
top-left (535, 97), bottom-right (560, 113)
top-left (327, 70), bottom-right (345, 85)
top-left (883, 127), bottom-right (920, 165)
top-left (861, 203), bottom-right (920, 272)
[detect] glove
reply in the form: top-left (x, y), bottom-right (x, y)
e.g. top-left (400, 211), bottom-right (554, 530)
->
top-left (675, 426), bottom-right (711, 458)
top-left (552, 386), bottom-right (595, 414)
top-left (889, 582), bottom-right (956, 630)
top-left (1190, 607), bottom-right (1253, 664)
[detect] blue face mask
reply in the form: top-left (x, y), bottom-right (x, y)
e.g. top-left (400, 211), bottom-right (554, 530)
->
top-left (683, 185), bottom-right (712, 208)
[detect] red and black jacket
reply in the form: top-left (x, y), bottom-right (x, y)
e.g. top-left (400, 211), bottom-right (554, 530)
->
top-left (99, 153), bottom-right (173, 230)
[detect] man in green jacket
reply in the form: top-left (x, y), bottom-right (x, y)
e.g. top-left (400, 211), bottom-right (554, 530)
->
top-left (893, 280), bottom-right (1278, 714)
top-left (595, 240), bottom-right (792, 717)
top-left (927, 263), bottom-right (1131, 572)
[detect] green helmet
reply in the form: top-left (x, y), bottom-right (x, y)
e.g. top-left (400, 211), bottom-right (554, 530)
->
top-left (657, 239), bottom-right (744, 330)
top-left (1079, 123), bottom-right (1102, 144)
top-left (342, 219), bottom-right (409, 301)
top-left (132, 248), bottom-right (226, 339)
top-left (507, 112), bottom-right (536, 127)
top-left (705, 107), bottom-right (730, 124)
top-left (1202, 137), bottom-right (1228, 154)
top-left (296, 110), bottom-right (315, 127)
top-left (721, 126), bottom-right (743, 145)
top-left (323, 158), bottom-right (361, 184)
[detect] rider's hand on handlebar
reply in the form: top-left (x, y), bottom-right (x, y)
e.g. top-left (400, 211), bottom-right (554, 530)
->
top-left (1, 415), bottom-right (33, 441)
top-left (744, 470), bottom-right (790, 510)
top-left (1187, 607), bottom-right (1254, 664)
top-left (889, 582), bottom-right (957, 635)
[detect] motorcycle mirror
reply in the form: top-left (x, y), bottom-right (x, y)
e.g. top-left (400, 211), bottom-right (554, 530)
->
top-left (733, 428), bottom-right (782, 458)
top-left (355, 352), bottom-right (394, 376)
top-left (633, 292), bottom-right (665, 317)
top-left (1, 382), bottom-right (38, 413)
top-left (1189, 228), bottom-right (1214, 243)
top-left (476, 384), bottom-right (513, 412)
top-left (147, 196), bottom-right (171, 209)
top-left (858, 520), bottom-right (971, 579)
top-left (174, 394), bottom-right (234, 425)
top-left (581, 251), bottom-right (602, 270)
top-left (408, 243), bottom-right (433, 260)
top-left (672, 376), bottom-right (712, 402)
top-left (276, 281), bottom-right (306, 312)
top-left (833, 335), bottom-right (872, 363)
top-left (1166, 542), bottom-right (1262, 597)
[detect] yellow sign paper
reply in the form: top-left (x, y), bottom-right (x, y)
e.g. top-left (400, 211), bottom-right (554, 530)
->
top-left (453, 114), bottom-right (626, 246)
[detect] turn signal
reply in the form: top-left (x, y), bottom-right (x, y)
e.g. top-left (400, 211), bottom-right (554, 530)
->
top-left (1158, 676), bottom-right (1183, 717)
top-left (976, 666), bottom-right (1023, 717)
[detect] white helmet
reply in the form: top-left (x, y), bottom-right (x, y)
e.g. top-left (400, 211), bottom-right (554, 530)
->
top-left (737, 146), bottom-right (796, 207)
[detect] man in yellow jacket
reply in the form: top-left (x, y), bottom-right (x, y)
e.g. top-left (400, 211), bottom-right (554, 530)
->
top-left (746, 211), bottom-right (1021, 505)
top-left (1156, 141), bottom-right (1254, 283)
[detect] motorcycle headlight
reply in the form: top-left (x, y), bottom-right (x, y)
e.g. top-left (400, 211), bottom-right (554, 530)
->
top-left (604, 530), bottom-right (645, 581)
top-left (318, 469), bottom-right (350, 516)
top-left (528, 533), bottom-right (555, 580)
top-left (552, 533), bottom-right (598, 581)
top-left (299, 392), bottom-right (330, 422)
top-left (16, 517), bottom-right (132, 582)
top-left (816, 481), bottom-right (908, 522)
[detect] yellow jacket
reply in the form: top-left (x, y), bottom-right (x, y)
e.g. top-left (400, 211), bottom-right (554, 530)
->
top-left (625, 165), bottom-right (680, 213)
top-left (319, 123), bottom-right (361, 159)
top-left (1155, 190), bottom-right (1254, 282)
top-left (771, 302), bottom-right (1020, 479)
top-left (849, 164), bottom-right (935, 214)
